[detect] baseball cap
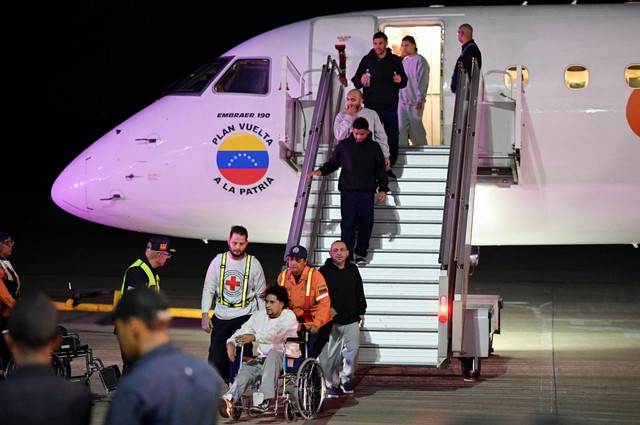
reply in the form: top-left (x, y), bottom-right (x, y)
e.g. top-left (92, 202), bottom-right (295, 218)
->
top-left (148, 235), bottom-right (176, 253)
top-left (287, 245), bottom-right (308, 259)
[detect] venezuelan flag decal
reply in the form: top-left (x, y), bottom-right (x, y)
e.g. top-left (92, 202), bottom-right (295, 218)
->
top-left (217, 132), bottom-right (269, 185)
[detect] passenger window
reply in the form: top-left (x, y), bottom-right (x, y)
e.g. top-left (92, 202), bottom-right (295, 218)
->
top-left (565, 65), bottom-right (589, 90)
top-left (625, 64), bottom-right (640, 89)
top-left (214, 59), bottom-right (270, 95)
top-left (504, 66), bottom-right (529, 89)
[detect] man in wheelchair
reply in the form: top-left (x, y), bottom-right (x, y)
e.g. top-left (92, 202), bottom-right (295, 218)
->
top-left (219, 285), bottom-right (298, 417)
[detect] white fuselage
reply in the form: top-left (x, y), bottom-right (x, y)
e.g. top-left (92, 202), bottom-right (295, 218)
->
top-left (51, 4), bottom-right (640, 245)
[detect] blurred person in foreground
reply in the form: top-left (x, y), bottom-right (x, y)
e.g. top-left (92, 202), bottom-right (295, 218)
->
top-left (105, 288), bottom-right (222, 425)
top-left (0, 292), bottom-right (91, 425)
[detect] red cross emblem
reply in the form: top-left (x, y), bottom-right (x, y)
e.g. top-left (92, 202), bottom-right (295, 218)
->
top-left (225, 276), bottom-right (241, 291)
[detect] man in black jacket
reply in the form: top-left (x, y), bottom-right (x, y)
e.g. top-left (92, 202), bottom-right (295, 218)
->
top-left (352, 31), bottom-right (407, 175)
top-left (317, 240), bottom-right (366, 397)
top-left (450, 23), bottom-right (482, 93)
top-left (308, 117), bottom-right (389, 266)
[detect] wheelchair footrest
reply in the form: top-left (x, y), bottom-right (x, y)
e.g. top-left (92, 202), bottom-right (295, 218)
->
top-left (99, 365), bottom-right (121, 392)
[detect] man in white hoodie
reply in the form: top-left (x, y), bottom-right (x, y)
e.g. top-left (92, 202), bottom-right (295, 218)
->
top-left (333, 89), bottom-right (390, 170)
top-left (218, 285), bottom-right (298, 417)
top-left (398, 35), bottom-right (430, 146)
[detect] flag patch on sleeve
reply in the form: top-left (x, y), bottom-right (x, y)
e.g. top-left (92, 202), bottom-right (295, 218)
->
top-left (318, 285), bottom-right (327, 293)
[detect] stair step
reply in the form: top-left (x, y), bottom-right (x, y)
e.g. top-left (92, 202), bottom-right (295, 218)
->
top-left (310, 206), bottom-right (443, 222)
top-left (311, 251), bottom-right (440, 267)
top-left (308, 192), bottom-right (446, 208)
top-left (364, 282), bottom-right (439, 298)
top-left (363, 314), bottom-right (439, 330)
top-left (312, 235), bottom-right (441, 251)
top-left (358, 347), bottom-right (438, 366)
top-left (360, 330), bottom-right (438, 346)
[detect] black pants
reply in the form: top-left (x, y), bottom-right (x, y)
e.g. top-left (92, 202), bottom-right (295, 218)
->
top-left (340, 191), bottom-right (376, 260)
top-left (208, 314), bottom-right (251, 382)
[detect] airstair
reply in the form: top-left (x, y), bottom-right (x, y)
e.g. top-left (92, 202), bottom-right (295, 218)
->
top-left (280, 57), bottom-right (501, 372)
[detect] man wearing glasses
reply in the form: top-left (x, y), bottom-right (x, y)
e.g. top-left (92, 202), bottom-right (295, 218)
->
top-left (121, 235), bottom-right (175, 294)
top-left (119, 235), bottom-right (175, 373)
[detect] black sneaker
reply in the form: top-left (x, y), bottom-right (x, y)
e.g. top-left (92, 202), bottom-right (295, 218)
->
top-left (387, 169), bottom-right (397, 179)
top-left (327, 386), bottom-right (342, 398)
top-left (340, 381), bottom-right (354, 394)
top-left (355, 257), bottom-right (367, 267)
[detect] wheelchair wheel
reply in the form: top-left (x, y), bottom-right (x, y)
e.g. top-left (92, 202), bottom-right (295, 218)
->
top-left (4, 354), bottom-right (66, 378)
top-left (294, 358), bottom-right (326, 420)
top-left (51, 352), bottom-right (67, 378)
top-left (284, 399), bottom-right (296, 423)
top-left (230, 407), bottom-right (242, 421)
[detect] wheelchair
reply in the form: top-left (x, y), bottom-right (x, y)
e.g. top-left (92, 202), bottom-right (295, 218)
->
top-left (228, 334), bottom-right (326, 422)
top-left (3, 326), bottom-right (120, 392)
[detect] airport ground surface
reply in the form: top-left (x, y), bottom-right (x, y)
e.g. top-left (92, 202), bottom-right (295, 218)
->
top-left (15, 230), bottom-right (639, 425)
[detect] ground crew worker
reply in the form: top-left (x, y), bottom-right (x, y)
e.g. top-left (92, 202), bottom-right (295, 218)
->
top-left (121, 235), bottom-right (174, 294)
top-left (119, 234), bottom-right (174, 373)
top-left (277, 245), bottom-right (332, 358)
top-left (201, 225), bottom-right (266, 383)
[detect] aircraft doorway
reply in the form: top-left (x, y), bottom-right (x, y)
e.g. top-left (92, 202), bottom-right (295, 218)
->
top-left (384, 25), bottom-right (443, 146)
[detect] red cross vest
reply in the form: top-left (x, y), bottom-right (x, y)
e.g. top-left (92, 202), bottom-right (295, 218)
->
top-left (218, 252), bottom-right (254, 308)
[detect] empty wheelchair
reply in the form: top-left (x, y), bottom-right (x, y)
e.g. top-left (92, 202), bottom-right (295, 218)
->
top-left (228, 334), bottom-right (326, 422)
top-left (3, 325), bottom-right (120, 391)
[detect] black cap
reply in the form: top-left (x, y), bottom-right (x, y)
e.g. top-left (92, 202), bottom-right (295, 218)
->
top-left (147, 235), bottom-right (175, 253)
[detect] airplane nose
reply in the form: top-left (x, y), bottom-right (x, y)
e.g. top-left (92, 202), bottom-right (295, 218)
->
top-left (51, 154), bottom-right (92, 221)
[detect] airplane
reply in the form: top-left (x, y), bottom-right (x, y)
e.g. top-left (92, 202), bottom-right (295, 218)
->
top-left (51, 2), bottom-right (640, 247)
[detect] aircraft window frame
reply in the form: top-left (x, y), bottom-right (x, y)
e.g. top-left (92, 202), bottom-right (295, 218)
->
top-left (625, 64), bottom-right (640, 89)
top-left (564, 65), bottom-right (589, 90)
top-left (164, 57), bottom-right (232, 96)
top-left (504, 66), bottom-right (529, 90)
top-left (214, 58), bottom-right (271, 95)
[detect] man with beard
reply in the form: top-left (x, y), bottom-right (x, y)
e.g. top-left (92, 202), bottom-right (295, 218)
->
top-left (218, 285), bottom-right (298, 416)
top-left (201, 225), bottom-right (267, 383)
top-left (352, 31), bottom-right (407, 177)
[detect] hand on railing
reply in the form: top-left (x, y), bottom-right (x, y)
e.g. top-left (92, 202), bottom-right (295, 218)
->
top-left (306, 170), bottom-right (322, 179)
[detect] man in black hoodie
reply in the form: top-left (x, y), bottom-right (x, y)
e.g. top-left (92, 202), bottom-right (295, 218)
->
top-left (352, 31), bottom-right (407, 175)
top-left (317, 240), bottom-right (367, 397)
top-left (307, 117), bottom-right (389, 266)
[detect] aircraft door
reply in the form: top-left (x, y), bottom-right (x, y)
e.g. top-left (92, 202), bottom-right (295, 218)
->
top-left (384, 25), bottom-right (443, 146)
top-left (310, 15), bottom-right (377, 93)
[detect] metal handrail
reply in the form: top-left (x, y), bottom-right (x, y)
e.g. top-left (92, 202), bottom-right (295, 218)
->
top-left (283, 57), bottom-right (341, 265)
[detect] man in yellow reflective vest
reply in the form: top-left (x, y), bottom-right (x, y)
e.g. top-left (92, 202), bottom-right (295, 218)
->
top-left (201, 225), bottom-right (266, 383)
top-left (277, 245), bottom-right (332, 358)
top-left (119, 235), bottom-right (174, 373)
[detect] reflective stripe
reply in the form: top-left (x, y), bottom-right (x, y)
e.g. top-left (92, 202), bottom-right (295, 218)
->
top-left (120, 259), bottom-right (159, 297)
top-left (280, 267), bottom-right (314, 323)
top-left (218, 253), bottom-right (254, 308)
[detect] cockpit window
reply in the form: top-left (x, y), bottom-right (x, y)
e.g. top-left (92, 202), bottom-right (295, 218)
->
top-left (165, 57), bottom-right (232, 95)
top-left (214, 58), bottom-right (270, 95)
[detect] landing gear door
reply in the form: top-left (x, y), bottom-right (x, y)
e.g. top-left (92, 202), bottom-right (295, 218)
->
top-left (310, 15), bottom-right (377, 94)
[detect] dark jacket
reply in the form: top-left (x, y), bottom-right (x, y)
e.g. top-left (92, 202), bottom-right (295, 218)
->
top-left (318, 258), bottom-right (367, 325)
top-left (451, 39), bottom-right (482, 93)
top-left (352, 47), bottom-right (407, 110)
top-left (318, 133), bottom-right (389, 194)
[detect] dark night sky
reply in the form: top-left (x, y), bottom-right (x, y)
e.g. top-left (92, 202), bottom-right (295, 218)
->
top-left (6, 0), bottom-right (631, 279)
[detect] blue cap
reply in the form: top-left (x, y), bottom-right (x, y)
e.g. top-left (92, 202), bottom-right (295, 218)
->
top-left (287, 245), bottom-right (307, 259)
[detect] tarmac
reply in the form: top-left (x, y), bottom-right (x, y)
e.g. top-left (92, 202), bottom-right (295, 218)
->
top-left (12, 243), bottom-right (636, 425)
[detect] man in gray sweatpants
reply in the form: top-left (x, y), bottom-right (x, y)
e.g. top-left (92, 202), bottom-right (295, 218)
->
top-left (317, 240), bottom-right (367, 397)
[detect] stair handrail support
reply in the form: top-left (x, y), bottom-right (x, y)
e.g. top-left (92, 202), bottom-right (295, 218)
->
top-left (283, 57), bottom-right (339, 266)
